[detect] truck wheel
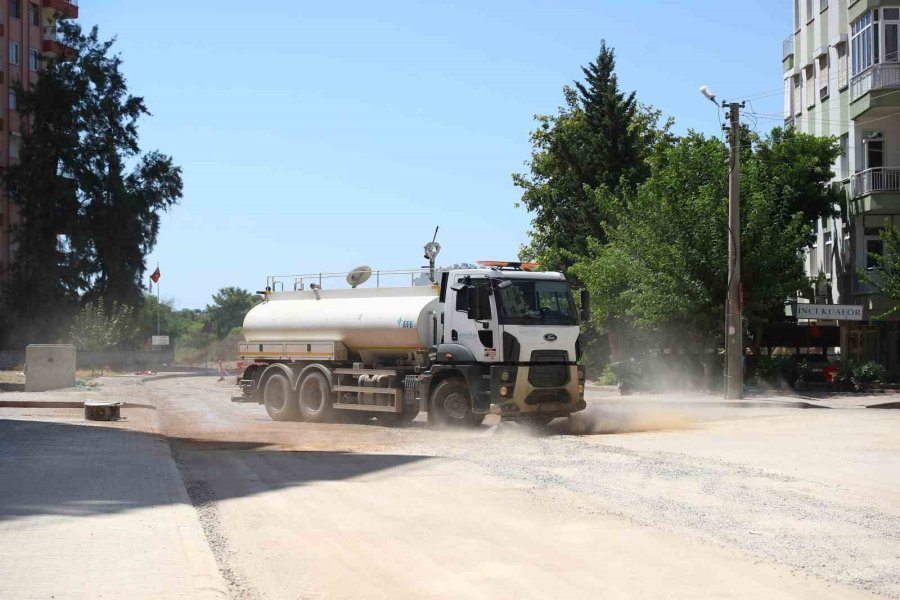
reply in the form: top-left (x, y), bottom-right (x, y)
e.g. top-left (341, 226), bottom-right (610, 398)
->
top-left (263, 372), bottom-right (300, 421)
top-left (428, 378), bottom-right (481, 428)
top-left (298, 371), bottom-right (334, 423)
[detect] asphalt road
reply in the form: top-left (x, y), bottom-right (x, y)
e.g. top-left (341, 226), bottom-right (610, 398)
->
top-left (142, 376), bottom-right (899, 600)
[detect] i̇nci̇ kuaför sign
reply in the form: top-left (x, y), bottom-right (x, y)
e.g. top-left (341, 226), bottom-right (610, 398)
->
top-left (796, 304), bottom-right (864, 321)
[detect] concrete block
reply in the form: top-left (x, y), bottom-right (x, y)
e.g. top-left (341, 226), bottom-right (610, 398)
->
top-left (25, 344), bottom-right (76, 392)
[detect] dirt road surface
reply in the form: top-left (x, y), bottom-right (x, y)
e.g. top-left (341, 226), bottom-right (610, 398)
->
top-left (3, 375), bottom-right (899, 599)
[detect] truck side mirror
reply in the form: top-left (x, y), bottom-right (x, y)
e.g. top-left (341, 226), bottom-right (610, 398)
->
top-left (580, 289), bottom-right (591, 324)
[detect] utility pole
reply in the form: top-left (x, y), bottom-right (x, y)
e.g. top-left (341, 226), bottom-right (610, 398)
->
top-left (724, 101), bottom-right (744, 399)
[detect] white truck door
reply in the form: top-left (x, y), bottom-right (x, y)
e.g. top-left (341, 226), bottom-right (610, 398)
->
top-left (446, 275), bottom-right (500, 362)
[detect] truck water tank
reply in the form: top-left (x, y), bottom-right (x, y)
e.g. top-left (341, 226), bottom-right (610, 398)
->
top-left (242, 286), bottom-right (440, 363)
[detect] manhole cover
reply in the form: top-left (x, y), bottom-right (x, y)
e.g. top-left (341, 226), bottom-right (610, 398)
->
top-left (84, 399), bottom-right (122, 421)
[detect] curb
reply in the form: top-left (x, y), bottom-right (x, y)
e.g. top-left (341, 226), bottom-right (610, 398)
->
top-left (599, 397), bottom-right (829, 410)
top-left (0, 400), bottom-right (84, 409)
top-left (866, 401), bottom-right (900, 409)
top-left (140, 371), bottom-right (216, 384)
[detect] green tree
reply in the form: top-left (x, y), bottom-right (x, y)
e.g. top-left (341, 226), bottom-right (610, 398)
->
top-left (2, 21), bottom-right (182, 345)
top-left (135, 295), bottom-right (205, 345)
top-left (69, 300), bottom-right (135, 351)
top-left (573, 129), bottom-right (840, 354)
top-left (512, 41), bottom-right (673, 273)
top-left (858, 225), bottom-right (900, 318)
top-left (207, 287), bottom-right (260, 338)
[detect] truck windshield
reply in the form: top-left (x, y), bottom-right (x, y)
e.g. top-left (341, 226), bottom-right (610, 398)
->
top-left (495, 279), bottom-right (578, 326)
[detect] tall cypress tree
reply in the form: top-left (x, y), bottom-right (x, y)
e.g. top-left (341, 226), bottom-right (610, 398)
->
top-left (574, 40), bottom-right (642, 192)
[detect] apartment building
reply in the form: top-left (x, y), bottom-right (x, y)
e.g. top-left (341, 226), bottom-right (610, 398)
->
top-left (784, 0), bottom-right (900, 371)
top-left (0, 0), bottom-right (77, 279)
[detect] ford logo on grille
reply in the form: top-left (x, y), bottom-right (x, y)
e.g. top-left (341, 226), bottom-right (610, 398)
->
top-left (543, 333), bottom-right (558, 342)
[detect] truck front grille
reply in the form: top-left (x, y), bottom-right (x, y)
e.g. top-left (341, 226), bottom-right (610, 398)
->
top-left (528, 351), bottom-right (569, 388)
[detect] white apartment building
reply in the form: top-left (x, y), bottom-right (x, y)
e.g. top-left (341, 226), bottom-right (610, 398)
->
top-left (784, 0), bottom-right (900, 371)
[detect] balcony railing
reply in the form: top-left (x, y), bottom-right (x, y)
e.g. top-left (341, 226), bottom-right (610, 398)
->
top-left (850, 63), bottom-right (900, 101)
top-left (783, 35), bottom-right (794, 60)
top-left (852, 167), bottom-right (900, 196)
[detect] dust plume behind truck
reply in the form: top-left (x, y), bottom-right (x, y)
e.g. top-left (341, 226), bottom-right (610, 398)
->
top-left (237, 238), bottom-right (587, 426)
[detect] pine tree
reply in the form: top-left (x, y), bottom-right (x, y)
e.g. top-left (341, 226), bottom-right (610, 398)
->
top-left (513, 41), bottom-right (670, 274)
top-left (1, 21), bottom-right (182, 345)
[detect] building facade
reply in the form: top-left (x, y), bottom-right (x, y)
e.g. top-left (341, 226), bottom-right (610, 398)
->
top-left (0, 0), bottom-right (77, 278)
top-left (785, 0), bottom-right (900, 371)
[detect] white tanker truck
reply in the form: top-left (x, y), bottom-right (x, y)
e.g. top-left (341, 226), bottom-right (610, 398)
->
top-left (237, 242), bottom-right (588, 426)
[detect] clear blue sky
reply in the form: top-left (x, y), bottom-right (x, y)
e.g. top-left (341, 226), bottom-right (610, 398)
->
top-left (85, 0), bottom-right (789, 309)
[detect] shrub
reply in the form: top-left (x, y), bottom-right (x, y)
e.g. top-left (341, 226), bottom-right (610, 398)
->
top-left (596, 364), bottom-right (617, 385)
top-left (834, 360), bottom-right (885, 392)
top-left (754, 354), bottom-right (795, 387)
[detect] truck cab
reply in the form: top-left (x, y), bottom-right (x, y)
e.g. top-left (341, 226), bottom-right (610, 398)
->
top-left (422, 262), bottom-right (586, 425)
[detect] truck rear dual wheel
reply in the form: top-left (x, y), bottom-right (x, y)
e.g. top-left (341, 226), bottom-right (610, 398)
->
top-left (263, 372), bottom-right (300, 421)
top-left (428, 378), bottom-right (485, 428)
top-left (298, 371), bottom-right (334, 423)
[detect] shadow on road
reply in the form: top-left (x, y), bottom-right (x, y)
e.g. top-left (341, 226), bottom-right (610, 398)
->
top-left (0, 418), bottom-right (430, 522)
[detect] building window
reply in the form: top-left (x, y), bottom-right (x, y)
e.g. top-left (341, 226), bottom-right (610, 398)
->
top-left (851, 9), bottom-right (900, 76)
top-left (824, 231), bottom-right (833, 276)
top-left (820, 0), bottom-right (828, 10)
top-left (805, 64), bottom-right (816, 108)
top-left (9, 41), bottom-right (19, 65)
top-left (840, 134), bottom-right (849, 179)
top-left (806, 0), bottom-right (814, 22)
top-left (793, 75), bottom-right (802, 115)
top-left (9, 0), bottom-right (19, 19)
top-left (794, 0), bottom-right (801, 31)
top-left (863, 216), bottom-right (897, 269)
top-left (837, 43), bottom-right (849, 89)
top-left (8, 134), bottom-right (20, 161)
top-left (28, 48), bottom-right (38, 71)
top-left (866, 137), bottom-right (884, 169)
top-left (8, 88), bottom-right (16, 111)
top-left (885, 8), bottom-right (900, 63)
top-left (27, 2), bottom-right (37, 26)
top-left (852, 11), bottom-right (876, 76)
top-left (784, 77), bottom-right (793, 120)
top-left (818, 53), bottom-right (830, 100)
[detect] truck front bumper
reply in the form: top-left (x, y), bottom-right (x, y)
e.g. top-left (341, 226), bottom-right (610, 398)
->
top-left (488, 364), bottom-right (586, 418)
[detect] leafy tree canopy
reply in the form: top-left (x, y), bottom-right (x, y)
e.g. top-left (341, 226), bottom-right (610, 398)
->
top-left (207, 287), bottom-right (260, 338)
top-left (572, 128), bottom-right (840, 349)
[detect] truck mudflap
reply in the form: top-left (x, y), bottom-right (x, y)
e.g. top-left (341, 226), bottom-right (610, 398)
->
top-left (487, 364), bottom-right (586, 418)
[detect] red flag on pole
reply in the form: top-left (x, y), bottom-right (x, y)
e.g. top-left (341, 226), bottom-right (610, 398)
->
top-left (150, 266), bottom-right (161, 283)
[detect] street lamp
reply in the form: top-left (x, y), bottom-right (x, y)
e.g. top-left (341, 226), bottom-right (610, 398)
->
top-left (700, 85), bottom-right (743, 399)
top-left (699, 85), bottom-right (717, 104)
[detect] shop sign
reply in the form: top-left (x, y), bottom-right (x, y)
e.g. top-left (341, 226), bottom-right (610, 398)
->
top-left (796, 304), bottom-right (863, 321)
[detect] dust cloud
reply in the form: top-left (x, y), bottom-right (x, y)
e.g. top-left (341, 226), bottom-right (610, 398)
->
top-left (487, 400), bottom-right (743, 438)
top-left (558, 404), bottom-right (698, 435)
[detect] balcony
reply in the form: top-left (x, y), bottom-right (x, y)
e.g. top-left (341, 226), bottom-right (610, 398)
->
top-left (783, 35), bottom-right (794, 60)
top-left (850, 64), bottom-right (900, 102)
top-left (41, 26), bottom-right (75, 59)
top-left (851, 167), bottom-right (900, 213)
top-left (853, 167), bottom-right (900, 196)
top-left (41, 0), bottom-right (78, 19)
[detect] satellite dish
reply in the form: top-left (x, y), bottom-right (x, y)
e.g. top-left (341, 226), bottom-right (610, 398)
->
top-left (346, 266), bottom-right (372, 288)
